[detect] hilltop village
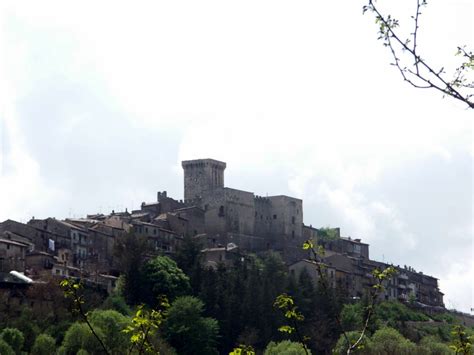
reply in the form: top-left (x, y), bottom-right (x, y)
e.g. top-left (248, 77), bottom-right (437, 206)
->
top-left (0, 158), bottom-right (444, 308)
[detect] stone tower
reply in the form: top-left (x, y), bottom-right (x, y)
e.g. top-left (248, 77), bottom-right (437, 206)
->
top-left (182, 158), bottom-right (226, 201)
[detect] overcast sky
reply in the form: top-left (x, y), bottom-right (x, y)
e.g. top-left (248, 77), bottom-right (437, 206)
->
top-left (0, 0), bottom-right (472, 312)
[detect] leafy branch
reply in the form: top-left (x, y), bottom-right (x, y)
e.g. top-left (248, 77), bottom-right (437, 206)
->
top-left (123, 297), bottom-right (169, 355)
top-left (61, 278), bottom-right (169, 355)
top-left (363, 0), bottom-right (474, 109)
top-left (274, 293), bottom-right (310, 355)
top-left (60, 279), bottom-right (111, 355)
top-left (450, 325), bottom-right (473, 355)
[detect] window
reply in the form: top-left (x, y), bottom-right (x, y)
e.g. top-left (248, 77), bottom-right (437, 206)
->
top-left (292, 231), bottom-right (295, 239)
top-left (219, 206), bottom-right (225, 217)
top-left (292, 216), bottom-right (295, 224)
top-left (273, 214), bottom-right (277, 220)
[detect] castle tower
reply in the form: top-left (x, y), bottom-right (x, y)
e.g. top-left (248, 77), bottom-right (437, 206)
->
top-left (182, 158), bottom-right (226, 201)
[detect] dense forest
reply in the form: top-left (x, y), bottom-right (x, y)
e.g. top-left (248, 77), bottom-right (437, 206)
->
top-left (0, 234), bottom-right (472, 354)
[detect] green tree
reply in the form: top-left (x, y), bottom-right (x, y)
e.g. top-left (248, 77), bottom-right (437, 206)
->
top-left (333, 331), bottom-right (371, 355)
top-left (417, 336), bottom-right (454, 355)
top-left (31, 334), bottom-right (57, 355)
top-left (60, 322), bottom-right (105, 355)
top-left (164, 296), bottom-right (219, 355)
top-left (264, 340), bottom-right (311, 355)
top-left (114, 231), bottom-right (148, 304)
top-left (0, 328), bottom-right (24, 354)
top-left (175, 235), bottom-right (203, 293)
top-left (0, 339), bottom-right (14, 355)
top-left (141, 256), bottom-right (191, 306)
top-left (368, 327), bottom-right (417, 354)
top-left (88, 309), bottom-right (130, 353)
top-left (101, 293), bottom-right (132, 315)
top-left (340, 303), bottom-right (364, 331)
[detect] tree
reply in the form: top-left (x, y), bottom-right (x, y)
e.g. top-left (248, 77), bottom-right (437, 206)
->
top-left (114, 231), bottom-right (148, 304)
top-left (0, 339), bottom-right (15, 355)
top-left (340, 303), bottom-right (364, 332)
top-left (264, 340), bottom-right (311, 355)
top-left (141, 256), bottom-right (191, 306)
top-left (369, 327), bottom-right (417, 354)
top-left (363, 0), bottom-right (473, 108)
top-left (31, 334), bottom-right (57, 355)
top-left (60, 322), bottom-right (105, 355)
top-left (175, 235), bottom-right (204, 293)
top-left (0, 328), bottom-right (24, 354)
top-left (333, 331), bottom-right (371, 355)
top-left (417, 336), bottom-right (454, 355)
top-left (88, 310), bottom-right (131, 354)
top-left (164, 296), bottom-right (219, 355)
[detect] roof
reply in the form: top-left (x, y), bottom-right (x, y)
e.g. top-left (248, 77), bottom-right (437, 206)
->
top-left (340, 237), bottom-right (368, 245)
top-left (0, 238), bottom-right (28, 247)
top-left (172, 206), bottom-right (204, 213)
top-left (26, 251), bottom-right (54, 257)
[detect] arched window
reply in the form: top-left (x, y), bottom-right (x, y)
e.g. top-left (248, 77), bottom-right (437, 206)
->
top-left (218, 205), bottom-right (225, 217)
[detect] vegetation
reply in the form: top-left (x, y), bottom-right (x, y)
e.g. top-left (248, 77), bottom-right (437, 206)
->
top-left (0, 237), bottom-right (471, 354)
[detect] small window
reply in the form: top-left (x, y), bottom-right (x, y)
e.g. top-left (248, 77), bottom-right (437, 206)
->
top-left (292, 216), bottom-right (295, 224)
top-left (273, 214), bottom-right (277, 219)
top-left (292, 231), bottom-right (295, 239)
top-left (219, 206), bottom-right (225, 217)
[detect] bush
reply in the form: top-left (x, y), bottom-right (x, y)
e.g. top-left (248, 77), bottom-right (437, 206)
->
top-left (333, 330), bottom-right (372, 354)
top-left (61, 322), bottom-right (105, 355)
top-left (375, 301), bottom-right (429, 325)
top-left (0, 339), bottom-right (15, 355)
top-left (88, 309), bottom-right (130, 352)
top-left (368, 327), bottom-right (417, 354)
top-left (164, 296), bottom-right (219, 355)
top-left (101, 294), bottom-right (131, 315)
top-left (417, 336), bottom-right (454, 355)
top-left (340, 303), bottom-right (364, 331)
top-left (264, 340), bottom-right (311, 355)
top-left (31, 334), bottom-right (57, 355)
top-left (0, 328), bottom-right (24, 354)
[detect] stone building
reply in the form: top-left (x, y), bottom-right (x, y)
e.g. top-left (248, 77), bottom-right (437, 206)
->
top-left (182, 158), bottom-right (305, 261)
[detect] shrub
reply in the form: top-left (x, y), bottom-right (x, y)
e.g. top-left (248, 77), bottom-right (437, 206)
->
top-left (0, 328), bottom-right (24, 354)
top-left (31, 334), bottom-right (56, 355)
top-left (264, 340), bottom-right (311, 355)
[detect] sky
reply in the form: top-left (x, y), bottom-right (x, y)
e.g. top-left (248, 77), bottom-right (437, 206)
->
top-left (0, 0), bottom-right (472, 312)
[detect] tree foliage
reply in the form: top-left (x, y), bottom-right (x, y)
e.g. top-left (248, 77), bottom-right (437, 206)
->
top-left (264, 340), bottom-right (311, 355)
top-left (31, 334), bottom-right (57, 355)
top-left (141, 256), bottom-right (191, 305)
top-left (164, 296), bottom-right (219, 355)
top-left (0, 328), bottom-right (24, 354)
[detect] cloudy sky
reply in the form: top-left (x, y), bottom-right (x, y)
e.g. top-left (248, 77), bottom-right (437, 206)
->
top-left (0, 1), bottom-right (472, 312)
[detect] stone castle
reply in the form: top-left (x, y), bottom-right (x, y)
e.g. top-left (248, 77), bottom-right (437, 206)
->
top-left (0, 158), bottom-right (445, 309)
top-left (181, 158), bottom-right (304, 261)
